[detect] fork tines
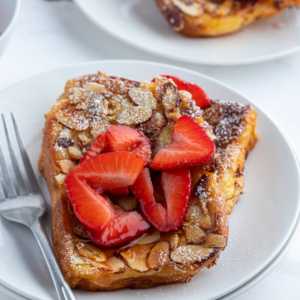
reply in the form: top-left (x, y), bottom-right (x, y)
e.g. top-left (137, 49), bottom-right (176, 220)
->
top-left (0, 113), bottom-right (40, 201)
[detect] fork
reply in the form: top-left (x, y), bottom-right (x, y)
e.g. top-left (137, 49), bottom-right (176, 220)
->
top-left (0, 113), bottom-right (76, 300)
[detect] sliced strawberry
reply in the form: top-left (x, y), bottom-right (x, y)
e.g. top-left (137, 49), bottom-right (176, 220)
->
top-left (65, 176), bottom-right (114, 230)
top-left (80, 133), bottom-right (109, 164)
top-left (150, 116), bottom-right (215, 170)
top-left (106, 125), bottom-right (151, 165)
top-left (86, 209), bottom-right (150, 247)
top-left (130, 167), bottom-right (191, 232)
top-left (87, 183), bottom-right (130, 197)
top-left (152, 75), bottom-right (210, 108)
top-left (65, 151), bottom-right (144, 231)
top-left (107, 186), bottom-right (130, 196)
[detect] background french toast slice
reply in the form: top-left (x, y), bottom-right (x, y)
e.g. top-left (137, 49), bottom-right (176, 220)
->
top-left (155, 0), bottom-right (300, 36)
top-left (38, 72), bottom-right (256, 290)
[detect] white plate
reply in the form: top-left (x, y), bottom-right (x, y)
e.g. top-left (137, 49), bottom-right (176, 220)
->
top-left (0, 60), bottom-right (299, 300)
top-left (74, 0), bottom-right (300, 65)
top-left (0, 0), bottom-right (20, 59)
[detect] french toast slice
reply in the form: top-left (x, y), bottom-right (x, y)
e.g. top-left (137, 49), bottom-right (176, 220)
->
top-left (38, 72), bottom-right (256, 290)
top-left (155, 0), bottom-right (300, 36)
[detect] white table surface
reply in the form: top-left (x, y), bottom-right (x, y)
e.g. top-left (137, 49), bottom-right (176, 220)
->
top-left (1, 0), bottom-right (300, 299)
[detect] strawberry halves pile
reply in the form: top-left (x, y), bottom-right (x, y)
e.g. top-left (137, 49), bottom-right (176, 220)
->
top-left (65, 80), bottom-right (215, 247)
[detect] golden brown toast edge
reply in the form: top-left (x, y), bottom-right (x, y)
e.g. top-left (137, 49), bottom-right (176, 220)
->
top-left (155, 0), bottom-right (300, 37)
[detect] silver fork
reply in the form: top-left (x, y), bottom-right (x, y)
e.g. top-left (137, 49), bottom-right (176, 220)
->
top-left (0, 113), bottom-right (76, 300)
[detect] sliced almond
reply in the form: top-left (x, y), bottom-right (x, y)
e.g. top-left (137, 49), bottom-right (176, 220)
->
top-left (55, 110), bottom-right (89, 131)
top-left (185, 205), bottom-right (211, 229)
top-left (170, 245), bottom-right (214, 265)
top-left (172, 0), bottom-right (202, 16)
top-left (154, 76), bottom-right (168, 101)
top-left (115, 196), bottom-right (138, 212)
top-left (58, 128), bottom-right (72, 139)
top-left (183, 222), bottom-right (206, 244)
top-left (69, 88), bottom-right (87, 104)
top-left (179, 90), bottom-right (192, 103)
top-left (203, 234), bottom-right (227, 248)
top-left (162, 83), bottom-right (179, 113)
top-left (76, 242), bottom-right (107, 262)
top-left (57, 159), bottom-right (76, 174)
top-left (128, 87), bottom-right (157, 110)
top-left (137, 230), bottom-right (161, 245)
top-left (199, 200), bottom-right (209, 216)
top-left (120, 244), bottom-right (152, 272)
top-left (107, 95), bottom-right (123, 116)
top-left (81, 257), bottom-right (109, 270)
top-left (148, 242), bottom-right (170, 270)
top-left (167, 110), bottom-right (181, 121)
top-left (106, 256), bottom-right (125, 273)
top-left (68, 145), bottom-right (83, 161)
top-left (90, 120), bottom-right (110, 139)
top-left (116, 106), bottom-right (152, 125)
top-left (85, 82), bottom-right (106, 94)
top-left (169, 232), bottom-right (179, 250)
top-left (55, 173), bottom-right (66, 185)
top-left (75, 101), bottom-right (89, 111)
top-left (99, 77), bottom-right (126, 94)
top-left (78, 133), bottom-right (91, 147)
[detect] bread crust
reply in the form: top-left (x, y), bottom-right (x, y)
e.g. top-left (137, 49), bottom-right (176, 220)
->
top-left (155, 0), bottom-right (300, 36)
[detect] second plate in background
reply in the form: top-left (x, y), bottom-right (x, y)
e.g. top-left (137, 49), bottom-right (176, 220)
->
top-left (74, 0), bottom-right (300, 65)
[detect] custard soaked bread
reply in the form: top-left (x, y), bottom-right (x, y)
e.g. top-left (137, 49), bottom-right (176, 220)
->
top-left (39, 72), bottom-right (257, 290)
top-left (155, 0), bottom-right (300, 36)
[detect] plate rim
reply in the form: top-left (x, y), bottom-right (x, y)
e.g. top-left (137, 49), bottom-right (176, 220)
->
top-left (73, 0), bottom-right (300, 66)
top-left (0, 59), bottom-right (300, 300)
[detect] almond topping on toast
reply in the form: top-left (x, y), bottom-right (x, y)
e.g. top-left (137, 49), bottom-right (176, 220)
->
top-left (170, 245), bottom-right (215, 264)
top-left (148, 241), bottom-right (170, 270)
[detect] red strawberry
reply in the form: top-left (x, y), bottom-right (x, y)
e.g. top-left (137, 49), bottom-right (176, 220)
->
top-left (106, 125), bottom-right (151, 165)
top-left (65, 151), bottom-right (144, 231)
top-left (150, 116), bottom-right (215, 170)
top-left (88, 183), bottom-right (130, 197)
top-left (107, 186), bottom-right (130, 196)
top-left (130, 167), bottom-right (191, 232)
top-left (153, 75), bottom-right (210, 108)
top-left (80, 133), bottom-right (109, 164)
top-left (86, 209), bottom-right (150, 247)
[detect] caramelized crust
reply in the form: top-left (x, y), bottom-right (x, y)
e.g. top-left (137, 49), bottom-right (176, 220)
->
top-left (202, 100), bottom-right (258, 214)
top-left (155, 0), bottom-right (300, 36)
top-left (38, 72), bottom-right (257, 290)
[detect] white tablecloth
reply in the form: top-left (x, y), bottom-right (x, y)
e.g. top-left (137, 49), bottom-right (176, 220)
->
top-left (0, 0), bottom-right (300, 299)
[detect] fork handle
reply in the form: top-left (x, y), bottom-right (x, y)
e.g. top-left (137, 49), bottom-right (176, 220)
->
top-left (30, 219), bottom-right (77, 300)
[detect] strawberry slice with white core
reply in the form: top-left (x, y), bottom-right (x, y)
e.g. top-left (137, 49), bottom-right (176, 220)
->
top-left (65, 151), bottom-right (144, 231)
top-left (130, 167), bottom-right (191, 232)
top-left (150, 116), bottom-right (215, 170)
top-left (86, 209), bottom-right (150, 247)
top-left (80, 132), bottom-right (109, 164)
top-left (106, 125), bottom-right (151, 165)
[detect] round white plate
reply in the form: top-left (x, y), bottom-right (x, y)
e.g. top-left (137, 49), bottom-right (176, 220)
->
top-left (73, 0), bottom-right (300, 65)
top-left (0, 60), bottom-right (299, 300)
